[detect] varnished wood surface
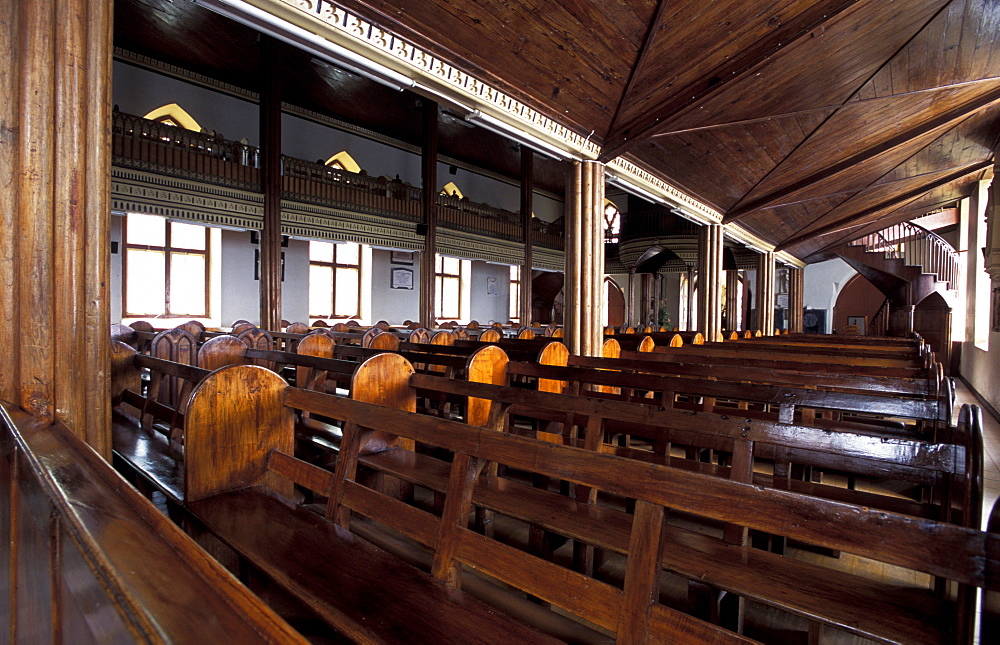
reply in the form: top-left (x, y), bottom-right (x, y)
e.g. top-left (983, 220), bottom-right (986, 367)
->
top-left (1, 401), bottom-right (305, 643)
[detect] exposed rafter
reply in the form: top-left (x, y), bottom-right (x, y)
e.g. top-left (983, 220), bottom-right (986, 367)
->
top-left (775, 161), bottom-right (992, 251)
top-left (598, 0), bottom-right (858, 162)
top-left (724, 87), bottom-right (1000, 224)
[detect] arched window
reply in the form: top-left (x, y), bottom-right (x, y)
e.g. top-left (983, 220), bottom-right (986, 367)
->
top-left (142, 103), bottom-right (202, 131)
top-left (441, 181), bottom-right (464, 199)
top-left (604, 199), bottom-right (621, 243)
top-left (325, 151), bottom-right (362, 173)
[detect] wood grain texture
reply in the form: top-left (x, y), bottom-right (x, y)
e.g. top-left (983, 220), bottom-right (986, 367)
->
top-left (184, 365), bottom-right (294, 501)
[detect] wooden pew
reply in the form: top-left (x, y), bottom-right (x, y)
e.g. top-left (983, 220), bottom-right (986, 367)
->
top-left (411, 374), bottom-right (980, 527)
top-left (177, 363), bottom-right (752, 643)
top-left (173, 364), bottom-right (997, 644)
top-left (0, 400), bottom-right (306, 644)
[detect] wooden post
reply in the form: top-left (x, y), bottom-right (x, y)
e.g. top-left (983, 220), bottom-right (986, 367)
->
top-left (685, 265), bottom-right (697, 331)
top-left (725, 270), bottom-right (742, 331)
top-left (697, 223), bottom-right (724, 342)
top-left (520, 148), bottom-right (534, 325)
top-left (788, 267), bottom-right (805, 333)
top-left (0, 0), bottom-right (112, 456)
top-left (259, 35), bottom-right (282, 331)
top-left (419, 100), bottom-right (439, 327)
top-left (756, 251), bottom-right (776, 334)
top-left (626, 268), bottom-right (636, 326)
top-left (565, 161), bottom-right (605, 356)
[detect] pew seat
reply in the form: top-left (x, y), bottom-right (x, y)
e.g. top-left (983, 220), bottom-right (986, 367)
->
top-left (188, 488), bottom-right (562, 644)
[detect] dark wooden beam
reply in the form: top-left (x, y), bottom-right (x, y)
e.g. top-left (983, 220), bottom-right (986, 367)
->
top-left (259, 35), bottom-right (283, 332)
top-left (650, 76), bottom-right (1000, 138)
top-left (519, 147), bottom-right (533, 325)
top-left (419, 99), bottom-right (439, 327)
top-left (724, 88), bottom-right (1000, 224)
top-left (599, 0), bottom-right (858, 161)
top-left (602, 0), bottom-right (670, 154)
top-left (775, 161), bottom-right (992, 251)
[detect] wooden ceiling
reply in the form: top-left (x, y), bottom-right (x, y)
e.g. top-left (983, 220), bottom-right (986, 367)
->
top-left (116, 0), bottom-right (1000, 263)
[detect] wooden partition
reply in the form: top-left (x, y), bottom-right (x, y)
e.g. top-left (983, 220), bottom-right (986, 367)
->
top-left (0, 401), bottom-right (303, 643)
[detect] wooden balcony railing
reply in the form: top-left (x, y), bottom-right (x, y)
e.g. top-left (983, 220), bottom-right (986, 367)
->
top-left (112, 111), bottom-right (564, 250)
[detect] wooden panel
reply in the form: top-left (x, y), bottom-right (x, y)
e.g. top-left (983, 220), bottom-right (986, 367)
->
top-left (184, 365), bottom-right (295, 501)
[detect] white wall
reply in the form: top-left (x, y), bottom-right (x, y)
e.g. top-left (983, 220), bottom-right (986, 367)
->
top-left (803, 258), bottom-right (857, 333)
top-left (281, 239), bottom-right (310, 324)
top-left (960, 179), bottom-right (1000, 414)
top-left (470, 261), bottom-right (512, 324)
top-left (111, 215), bottom-right (123, 322)
top-left (114, 62), bottom-right (260, 144)
top-left (370, 249), bottom-right (419, 323)
top-left (220, 230), bottom-right (260, 326)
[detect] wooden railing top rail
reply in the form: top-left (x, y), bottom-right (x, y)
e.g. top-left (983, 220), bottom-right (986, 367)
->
top-left (1, 401), bottom-right (304, 643)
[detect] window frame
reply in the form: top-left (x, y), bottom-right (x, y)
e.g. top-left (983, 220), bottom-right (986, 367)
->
top-left (309, 240), bottom-right (363, 320)
top-left (122, 214), bottom-right (211, 319)
top-left (435, 255), bottom-right (464, 321)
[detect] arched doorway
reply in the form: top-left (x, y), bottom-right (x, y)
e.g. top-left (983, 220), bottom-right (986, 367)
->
top-left (605, 277), bottom-right (625, 327)
top-left (833, 274), bottom-right (884, 334)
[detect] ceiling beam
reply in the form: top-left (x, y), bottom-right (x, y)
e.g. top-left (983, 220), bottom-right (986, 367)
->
top-left (723, 87), bottom-right (1000, 224)
top-left (603, 0), bottom-right (670, 152)
top-left (649, 76), bottom-right (1000, 137)
top-left (801, 196), bottom-right (962, 260)
top-left (775, 161), bottom-right (992, 251)
top-left (597, 0), bottom-right (858, 162)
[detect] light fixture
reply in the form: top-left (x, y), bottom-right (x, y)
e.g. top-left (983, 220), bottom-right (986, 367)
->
top-left (464, 110), bottom-right (578, 161)
top-left (193, 0), bottom-right (415, 92)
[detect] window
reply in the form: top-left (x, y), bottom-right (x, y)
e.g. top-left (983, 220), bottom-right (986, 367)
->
top-left (124, 213), bottom-right (210, 318)
top-left (604, 200), bottom-right (621, 243)
top-left (436, 255), bottom-right (464, 320)
top-left (309, 241), bottom-right (362, 320)
top-left (324, 151), bottom-right (361, 173)
top-left (509, 265), bottom-right (521, 324)
top-left (142, 103), bottom-right (202, 131)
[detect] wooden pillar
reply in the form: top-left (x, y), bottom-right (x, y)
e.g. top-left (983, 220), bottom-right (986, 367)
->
top-left (755, 251), bottom-right (776, 334)
top-left (725, 270), bottom-right (742, 332)
top-left (686, 266), bottom-right (697, 331)
top-left (0, 0), bottom-right (112, 455)
top-left (641, 273), bottom-right (653, 325)
top-left (788, 267), bottom-right (805, 333)
top-left (654, 273), bottom-right (664, 327)
top-left (626, 268), bottom-right (636, 326)
top-left (520, 148), bottom-right (534, 325)
top-left (565, 161), bottom-right (605, 356)
top-left (697, 224), bottom-right (724, 342)
top-left (418, 100), bottom-right (439, 327)
top-left (258, 35), bottom-right (282, 331)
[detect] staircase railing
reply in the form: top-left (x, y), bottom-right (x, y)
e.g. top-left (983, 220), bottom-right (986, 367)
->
top-left (848, 221), bottom-right (960, 289)
top-left (869, 297), bottom-right (890, 336)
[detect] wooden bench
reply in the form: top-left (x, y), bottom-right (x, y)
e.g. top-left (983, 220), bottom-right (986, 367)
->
top-left (173, 362), bottom-right (746, 642)
top-left (167, 363), bottom-right (997, 644)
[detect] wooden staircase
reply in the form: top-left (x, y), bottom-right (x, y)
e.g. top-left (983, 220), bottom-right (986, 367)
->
top-left (836, 222), bottom-right (960, 307)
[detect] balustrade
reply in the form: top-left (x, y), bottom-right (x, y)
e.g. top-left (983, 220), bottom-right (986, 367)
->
top-left (849, 221), bottom-right (960, 289)
top-left (111, 110), bottom-right (563, 249)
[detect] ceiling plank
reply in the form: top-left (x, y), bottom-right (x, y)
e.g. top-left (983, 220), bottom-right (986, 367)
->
top-left (724, 85), bottom-right (1000, 223)
top-left (650, 75), bottom-right (1000, 137)
top-left (775, 161), bottom-right (992, 251)
top-left (598, 0), bottom-right (860, 161)
top-left (603, 0), bottom-right (671, 150)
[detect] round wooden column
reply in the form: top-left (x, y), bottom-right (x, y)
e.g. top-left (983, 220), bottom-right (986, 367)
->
top-left (725, 269), bottom-right (742, 331)
top-left (787, 267), bottom-right (805, 333)
top-left (755, 251), bottom-right (776, 335)
top-left (0, 0), bottom-right (113, 456)
top-left (697, 224), bottom-right (724, 342)
top-left (564, 161), bottom-right (605, 356)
